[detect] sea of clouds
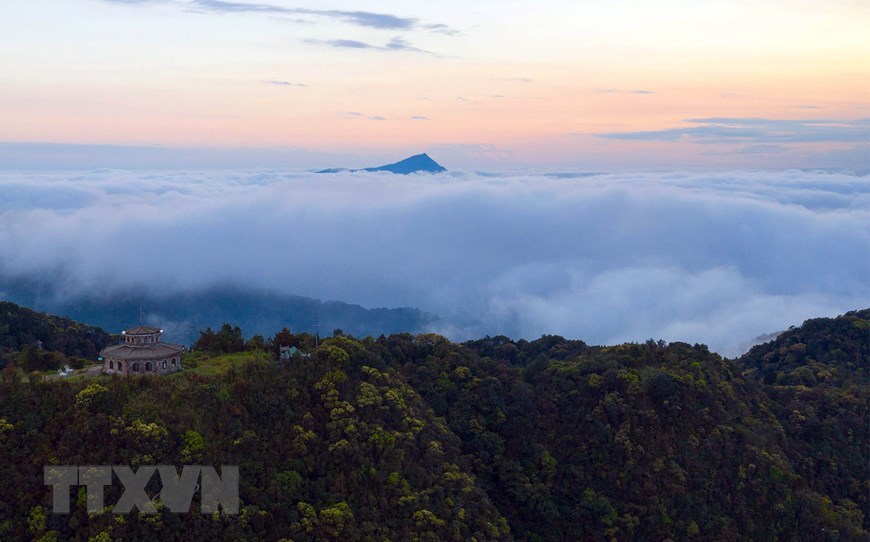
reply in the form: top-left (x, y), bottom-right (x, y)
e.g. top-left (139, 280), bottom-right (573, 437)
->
top-left (1, 168), bottom-right (867, 356)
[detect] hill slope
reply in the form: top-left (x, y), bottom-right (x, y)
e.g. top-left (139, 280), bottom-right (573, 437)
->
top-left (1, 283), bottom-right (437, 347)
top-left (0, 348), bottom-right (509, 541)
top-left (363, 153), bottom-right (446, 174)
top-left (0, 301), bottom-right (112, 371)
top-left (318, 153), bottom-right (446, 174)
top-left (0, 308), bottom-right (866, 540)
top-left (737, 309), bottom-right (869, 533)
top-left (385, 333), bottom-right (867, 540)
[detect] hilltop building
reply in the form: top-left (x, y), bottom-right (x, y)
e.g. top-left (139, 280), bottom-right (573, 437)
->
top-left (100, 326), bottom-right (183, 375)
top-left (279, 345), bottom-right (310, 359)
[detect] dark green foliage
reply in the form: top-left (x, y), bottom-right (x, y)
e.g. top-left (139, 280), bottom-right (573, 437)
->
top-left (0, 307), bottom-right (866, 541)
top-left (0, 301), bottom-right (112, 370)
top-left (0, 336), bottom-right (509, 541)
top-left (245, 334), bottom-right (266, 351)
top-left (737, 309), bottom-right (870, 534)
top-left (193, 324), bottom-right (245, 354)
top-left (739, 309), bottom-right (868, 388)
top-left (374, 334), bottom-right (867, 541)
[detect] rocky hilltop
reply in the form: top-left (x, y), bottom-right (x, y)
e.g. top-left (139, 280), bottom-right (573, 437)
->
top-left (318, 153), bottom-right (446, 174)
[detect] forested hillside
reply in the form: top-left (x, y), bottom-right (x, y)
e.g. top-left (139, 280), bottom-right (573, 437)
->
top-left (0, 282), bottom-right (437, 346)
top-left (737, 309), bottom-right (869, 537)
top-left (0, 308), bottom-right (866, 541)
top-left (0, 347), bottom-right (509, 541)
top-left (0, 301), bottom-right (112, 371)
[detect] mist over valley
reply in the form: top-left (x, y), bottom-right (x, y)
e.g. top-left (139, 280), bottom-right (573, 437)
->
top-left (1, 167), bottom-right (866, 356)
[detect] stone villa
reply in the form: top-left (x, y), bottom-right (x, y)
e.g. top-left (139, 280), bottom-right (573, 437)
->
top-left (100, 326), bottom-right (183, 375)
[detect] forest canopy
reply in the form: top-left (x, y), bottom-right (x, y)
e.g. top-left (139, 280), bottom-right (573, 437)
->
top-left (0, 307), bottom-right (866, 541)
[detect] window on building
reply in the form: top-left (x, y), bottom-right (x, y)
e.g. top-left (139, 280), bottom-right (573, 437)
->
top-left (118, 362), bottom-right (123, 371)
top-left (162, 360), bottom-right (167, 369)
top-left (145, 361), bottom-right (153, 372)
top-left (171, 357), bottom-right (177, 366)
top-left (132, 362), bottom-right (139, 372)
top-left (109, 360), bottom-right (114, 369)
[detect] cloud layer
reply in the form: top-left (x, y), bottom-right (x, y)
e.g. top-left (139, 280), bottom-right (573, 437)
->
top-left (1, 168), bottom-right (867, 356)
top-left (183, 0), bottom-right (453, 33)
top-left (598, 117), bottom-right (870, 143)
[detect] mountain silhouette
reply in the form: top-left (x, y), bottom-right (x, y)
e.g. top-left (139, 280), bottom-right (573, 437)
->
top-left (318, 153), bottom-right (446, 174)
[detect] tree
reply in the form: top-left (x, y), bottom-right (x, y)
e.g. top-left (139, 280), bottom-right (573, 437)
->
top-left (194, 324), bottom-right (245, 354)
top-left (272, 328), bottom-right (296, 353)
top-left (216, 324), bottom-right (245, 354)
top-left (18, 345), bottom-right (40, 372)
top-left (245, 334), bottom-right (266, 351)
top-left (193, 327), bottom-right (217, 352)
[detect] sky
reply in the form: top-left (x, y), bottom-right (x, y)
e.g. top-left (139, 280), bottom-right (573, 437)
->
top-left (1, 1), bottom-right (868, 354)
top-left (1, 0), bottom-right (868, 168)
top-left (0, 169), bottom-right (867, 356)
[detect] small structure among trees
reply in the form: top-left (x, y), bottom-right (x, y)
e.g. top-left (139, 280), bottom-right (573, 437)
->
top-left (100, 326), bottom-right (183, 375)
top-left (279, 345), bottom-right (309, 360)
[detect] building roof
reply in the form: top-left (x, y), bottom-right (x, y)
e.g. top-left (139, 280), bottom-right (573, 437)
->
top-left (123, 326), bottom-right (162, 335)
top-left (100, 342), bottom-right (184, 360)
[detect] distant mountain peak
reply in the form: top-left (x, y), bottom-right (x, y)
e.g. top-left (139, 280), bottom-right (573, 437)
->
top-left (318, 153), bottom-right (446, 175)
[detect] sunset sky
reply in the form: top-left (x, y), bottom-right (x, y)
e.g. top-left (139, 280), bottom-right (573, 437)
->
top-left (1, 0), bottom-right (868, 352)
top-left (1, 0), bottom-right (868, 169)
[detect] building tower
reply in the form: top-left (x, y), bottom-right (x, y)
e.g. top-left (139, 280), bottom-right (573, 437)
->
top-left (100, 326), bottom-right (184, 375)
